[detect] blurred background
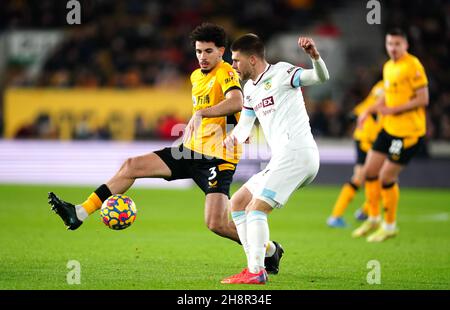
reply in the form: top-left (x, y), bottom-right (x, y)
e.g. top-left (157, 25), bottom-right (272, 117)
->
top-left (0, 0), bottom-right (449, 187)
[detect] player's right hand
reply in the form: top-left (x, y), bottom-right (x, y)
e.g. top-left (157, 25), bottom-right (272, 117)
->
top-left (298, 37), bottom-right (320, 60)
top-left (223, 134), bottom-right (238, 151)
top-left (356, 111), bottom-right (368, 129)
top-left (183, 112), bottom-right (202, 144)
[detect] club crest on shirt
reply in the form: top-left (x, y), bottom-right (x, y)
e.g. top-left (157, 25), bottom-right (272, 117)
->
top-left (264, 79), bottom-right (272, 90)
top-left (208, 77), bottom-right (216, 88)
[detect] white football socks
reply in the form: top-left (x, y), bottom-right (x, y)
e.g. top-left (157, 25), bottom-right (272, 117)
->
top-left (75, 205), bottom-right (89, 221)
top-left (246, 210), bottom-right (269, 274)
top-left (231, 211), bottom-right (250, 266)
top-left (382, 221), bottom-right (396, 231)
top-left (368, 215), bottom-right (381, 223)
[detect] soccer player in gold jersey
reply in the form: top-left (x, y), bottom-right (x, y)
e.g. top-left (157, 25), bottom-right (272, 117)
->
top-left (327, 81), bottom-right (383, 227)
top-left (352, 29), bottom-right (429, 242)
top-left (48, 23), bottom-right (283, 272)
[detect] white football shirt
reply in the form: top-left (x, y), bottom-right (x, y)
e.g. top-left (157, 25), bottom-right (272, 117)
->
top-left (240, 62), bottom-right (317, 153)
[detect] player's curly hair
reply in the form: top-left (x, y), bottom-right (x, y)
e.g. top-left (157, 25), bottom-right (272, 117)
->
top-left (190, 23), bottom-right (227, 47)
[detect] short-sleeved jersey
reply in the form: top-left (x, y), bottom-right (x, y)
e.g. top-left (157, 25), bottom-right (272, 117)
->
top-left (185, 61), bottom-right (242, 163)
top-left (353, 80), bottom-right (384, 144)
top-left (383, 52), bottom-right (428, 137)
top-left (242, 62), bottom-right (316, 153)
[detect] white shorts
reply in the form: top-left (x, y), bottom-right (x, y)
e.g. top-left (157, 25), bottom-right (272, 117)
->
top-left (244, 146), bottom-right (320, 208)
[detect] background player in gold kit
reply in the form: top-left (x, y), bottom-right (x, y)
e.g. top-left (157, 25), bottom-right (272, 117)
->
top-left (327, 81), bottom-right (383, 227)
top-left (352, 29), bottom-right (429, 242)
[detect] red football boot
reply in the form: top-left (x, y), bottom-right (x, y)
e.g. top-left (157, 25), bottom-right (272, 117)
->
top-left (221, 268), bottom-right (268, 284)
top-left (221, 268), bottom-right (248, 284)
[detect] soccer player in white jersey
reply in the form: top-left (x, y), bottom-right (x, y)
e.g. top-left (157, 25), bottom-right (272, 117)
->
top-left (220, 34), bottom-right (329, 284)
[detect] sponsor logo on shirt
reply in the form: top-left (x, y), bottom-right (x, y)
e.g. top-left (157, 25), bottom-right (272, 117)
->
top-left (287, 66), bottom-right (296, 74)
top-left (224, 76), bottom-right (235, 84)
top-left (254, 96), bottom-right (275, 116)
top-left (262, 96), bottom-right (274, 108)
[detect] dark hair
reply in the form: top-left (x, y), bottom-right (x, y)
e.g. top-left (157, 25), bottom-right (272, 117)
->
top-left (231, 33), bottom-right (266, 58)
top-left (190, 23), bottom-right (227, 47)
top-left (231, 33), bottom-right (265, 58)
top-left (386, 28), bottom-right (407, 39)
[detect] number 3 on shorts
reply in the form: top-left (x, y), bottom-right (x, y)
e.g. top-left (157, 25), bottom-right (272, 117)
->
top-left (208, 167), bottom-right (217, 180)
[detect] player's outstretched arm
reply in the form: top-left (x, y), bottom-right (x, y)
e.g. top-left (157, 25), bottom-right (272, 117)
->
top-left (296, 37), bottom-right (330, 86)
top-left (223, 109), bottom-right (256, 150)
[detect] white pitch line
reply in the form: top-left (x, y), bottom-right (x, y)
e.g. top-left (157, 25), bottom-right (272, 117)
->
top-left (402, 213), bottom-right (449, 223)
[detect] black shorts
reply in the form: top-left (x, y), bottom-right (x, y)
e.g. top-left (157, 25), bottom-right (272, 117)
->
top-left (154, 144), bottom-right (237, 197)
top-left (372, 129), bottom-right (425, 165)
top-left (355, 140), bottom-right (368, 165)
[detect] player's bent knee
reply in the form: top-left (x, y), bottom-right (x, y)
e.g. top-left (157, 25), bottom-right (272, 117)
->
top-left (119, 157), bottom-right (145, 179)
top-left (122, 157), bottom-right (137, 173)
top-left (379, 172), bottom-right (397, 185)
top-left (206, 220), bottom-right (225, 234)
top-left (230, 196), bottom-right (248, 212)
top-left (230, 188), bottom-right (252, 212)
top-left (351, 175), bottom-right (362, 186)
top-left (246, 198), bottom-right (274, 213)
top-left (364, 165), bottom-right (379, 180)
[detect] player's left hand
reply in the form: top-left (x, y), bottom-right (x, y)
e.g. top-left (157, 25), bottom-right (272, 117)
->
top-left (378, 105), bottom-right (401, 115)
top-left (356, 111), bottom-right (368, 129)
top-left (298, 37), bottom-right (320, 60)
top-left (183, 111), bottom-right (202, 143)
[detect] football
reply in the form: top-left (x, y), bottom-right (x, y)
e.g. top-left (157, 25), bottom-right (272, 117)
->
top-left (100, 194), bottom-right (137, 230)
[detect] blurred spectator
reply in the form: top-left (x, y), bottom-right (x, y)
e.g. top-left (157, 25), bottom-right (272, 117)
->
top-left (314, 14), bottom-right (341, 38)
top-left (155, 114), bottom-right (185, 140)
top-left (134, 115), bottom-right (155, 140)
top-left (95, 125), bottom-right (112, 140)
top-left (310, 100), bottom-right (345, 137)
top-left (15, 112), bottom-right (58, 139)
top-left (73, 114), bottom-right (93, 140)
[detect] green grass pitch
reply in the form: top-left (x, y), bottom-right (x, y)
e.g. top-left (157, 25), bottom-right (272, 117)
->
top-left (0, 184), bottom-right (448, 290)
